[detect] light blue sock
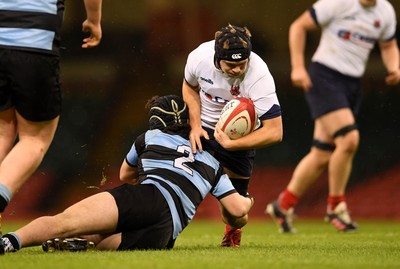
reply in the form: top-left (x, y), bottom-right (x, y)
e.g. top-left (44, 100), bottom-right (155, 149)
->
top-left (0, 183), bottom-right (12, 202)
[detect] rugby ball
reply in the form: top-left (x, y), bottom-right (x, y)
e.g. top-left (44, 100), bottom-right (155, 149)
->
top-left (217, 97), bottom-right (257, 140)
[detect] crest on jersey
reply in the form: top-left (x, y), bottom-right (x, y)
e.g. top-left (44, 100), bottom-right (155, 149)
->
top-left (230, 85), bottom-right (240, 96)
top-left (374, 20), bottom-right (381, 28)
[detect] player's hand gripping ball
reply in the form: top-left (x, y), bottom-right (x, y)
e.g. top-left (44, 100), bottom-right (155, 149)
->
top-left (217, 97), bottom-right (257, 140)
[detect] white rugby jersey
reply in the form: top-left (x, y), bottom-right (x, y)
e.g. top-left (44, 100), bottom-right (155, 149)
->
top-left (311, 0), bottom-right (397, 77)
top-left (184, 40), bottom-right (281, 129)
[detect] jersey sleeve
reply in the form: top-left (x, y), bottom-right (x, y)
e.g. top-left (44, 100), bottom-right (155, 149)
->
top-left (184, 49), bottom-right (201, 87)
top-left (125, 132), bottom-right (146, 167)
top-left (184, 41), bottom-right (214, 87)
top-left (311, 0), bottom-right (345, 26)
top-left (250, 76), bottom-right (281, 121)
top-left (210, 166), bottom-right (237, 199)
top-left (380, 2), bottom-right (397, 41)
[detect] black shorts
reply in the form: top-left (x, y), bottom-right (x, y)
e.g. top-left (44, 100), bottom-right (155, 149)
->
top-left (306, 62), bottom-right (362, 119)
top-left (107, 183), bottom-right (174, 250)
top-left (202, 127), bottom-right (255, 177)
top-left (0, 49), bottom-right (62, 121)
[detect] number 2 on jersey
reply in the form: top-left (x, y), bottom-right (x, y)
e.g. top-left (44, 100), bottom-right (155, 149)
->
top-left (174, 145), bottom-right (195, 175)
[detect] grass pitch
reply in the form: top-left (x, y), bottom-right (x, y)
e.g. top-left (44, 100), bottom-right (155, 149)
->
top-left (1, 219), bottom-right (399, 269)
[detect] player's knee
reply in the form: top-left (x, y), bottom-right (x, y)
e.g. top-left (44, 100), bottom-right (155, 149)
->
top-left (224, 213), bottom-right (248, 229)
top-left (333, 124), bottom-right (359, 153)
top-left (312, 139), bottom-right (335, 152)
top-left (310, 140), bottom-right (333, 167)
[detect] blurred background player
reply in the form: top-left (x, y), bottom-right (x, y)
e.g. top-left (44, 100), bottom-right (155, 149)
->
top-left (182, 24), bottom-right (283, 247)
top-left (267, 0), bottom-right (400, 233)
top-left (0, 95), bottom-right (254, 253)
top-left (0, 0), bottom-right (102, 253)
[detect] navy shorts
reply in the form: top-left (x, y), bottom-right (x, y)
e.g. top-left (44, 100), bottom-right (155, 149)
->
top-left (0, 49), bottom-right (62, 121)
top-left (202, 127), bottom-right (255, 177)
top-left (306, 62), bottom-right (362, 119)
top-left (107, 183), bottom-right (174, 250)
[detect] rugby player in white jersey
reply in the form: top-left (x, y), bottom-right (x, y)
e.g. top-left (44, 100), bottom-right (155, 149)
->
top-left (182, 24), bottom-right (283, 247)
top-left (266, 0), bottom-right (400, 233)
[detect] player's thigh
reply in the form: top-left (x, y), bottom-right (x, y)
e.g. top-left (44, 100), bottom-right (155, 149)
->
top-left (10, 51), bottom-right (61, 122)
top-left (61, 192), bottom-right (119, 234)
top-left (202, 127), bottom-right (254, 177)
top-left (315, 108), bottom-right (355, 139)
top-left (16, 111), bottom-right (59, 142)
top-left (0, 108), bottom-right (17, 148)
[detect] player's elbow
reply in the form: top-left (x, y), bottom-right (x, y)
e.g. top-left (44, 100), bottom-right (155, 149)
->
top-left (224, 210), bottom-right (249, 229)
top-left (273, 129), bottom-right (283, 144)
top-left (266, 126), bottom-right (283, 146)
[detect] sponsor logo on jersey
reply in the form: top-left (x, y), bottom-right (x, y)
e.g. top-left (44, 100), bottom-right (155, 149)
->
top-left (200, 77), bottom-right (214, 85)
top-left (338, 29), bottom-right (376, 45)
top-left (201, 90), bottom-right (229, 104)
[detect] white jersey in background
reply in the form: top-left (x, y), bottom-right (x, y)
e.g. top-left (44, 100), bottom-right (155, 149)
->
top-left (184, 40), bottom-right (281, 129)
top-left (311, 0), bottom-right (397, 77)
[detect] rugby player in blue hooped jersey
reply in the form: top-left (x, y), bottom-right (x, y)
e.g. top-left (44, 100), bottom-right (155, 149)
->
top-left (0, 95), bottom-right (254, 253)
top-left (0, 0), bottom-right (102, 254)
top-left (267, 0), bottom-right (400, 233)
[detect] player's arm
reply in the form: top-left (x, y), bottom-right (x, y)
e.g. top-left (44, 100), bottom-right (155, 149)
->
top-left (214, 116), bottom-right (283, 151)
top-left (219, 192), bottom-right (254, 229)
top-left (289, 10), bottom-right (318, 90)
top-left (81, 0), bottom-right (102, 48)
top-left (120, 134), bottom-right (144, 184)
top-left (379, 38), bottom-right (400, 86)
top-left (119, 159), bottom-right (139, 184)
top-left (182, 79), bottom-right (209, 153)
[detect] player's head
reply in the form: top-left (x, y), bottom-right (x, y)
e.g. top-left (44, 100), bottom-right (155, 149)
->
top-left (359, 0), bottom-right (376, 7)
top-left (214, 24), bottom-right (252, 68)
top-left (146, 95), bottom-right (189, 130)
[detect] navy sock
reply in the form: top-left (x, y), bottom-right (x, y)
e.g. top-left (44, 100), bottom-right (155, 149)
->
top-left (0, 183), bottom-right (12, 213)
top-left (3, 233), bottom-right (21, 251)
top-left (0, 195), bottom-right (7, 213)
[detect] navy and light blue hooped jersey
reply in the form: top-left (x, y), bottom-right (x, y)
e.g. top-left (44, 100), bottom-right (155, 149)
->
top-left (125, 129), bottom-right (237, 239)
top-left (0, 0), bottom-right (65, 55)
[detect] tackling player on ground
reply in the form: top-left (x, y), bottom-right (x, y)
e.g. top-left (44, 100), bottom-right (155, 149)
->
top-left (0, 95), bottom-right (254, 253)
top-left (266, 0), bottom-right (400, 233)
top-left (182, 24), bottom-right (283, 247)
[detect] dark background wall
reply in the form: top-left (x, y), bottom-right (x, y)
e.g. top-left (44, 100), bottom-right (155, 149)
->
top-left (4, 1), bottom-right (400, 219)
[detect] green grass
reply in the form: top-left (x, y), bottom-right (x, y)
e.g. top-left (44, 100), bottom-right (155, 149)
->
top-left (1, 219), bottom-right (399, 269)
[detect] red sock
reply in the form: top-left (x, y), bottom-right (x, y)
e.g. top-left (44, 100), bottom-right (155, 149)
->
top-left (328, 195), bottom-right (346, 211)
top-left (225, 225), bottom-right (241, 232)
top-left (278, 189), bottom-right (298, 211)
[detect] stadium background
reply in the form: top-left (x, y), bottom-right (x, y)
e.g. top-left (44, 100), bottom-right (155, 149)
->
top-left (5, 0), bottom-right (399, 220)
